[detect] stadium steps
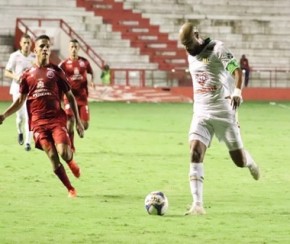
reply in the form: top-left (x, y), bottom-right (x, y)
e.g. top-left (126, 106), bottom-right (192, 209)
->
top-left (88, 85), bottom-right (192, 103)
top-left (76, 0), bottom-right (188, 71)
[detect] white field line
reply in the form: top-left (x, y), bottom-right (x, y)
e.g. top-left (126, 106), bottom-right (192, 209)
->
top-left (269, 102), bottom-right (290, 109)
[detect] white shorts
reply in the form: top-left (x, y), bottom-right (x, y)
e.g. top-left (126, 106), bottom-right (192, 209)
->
top-left (188, 115), bottom-right (243, 151)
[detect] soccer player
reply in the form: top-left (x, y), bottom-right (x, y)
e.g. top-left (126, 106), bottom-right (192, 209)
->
top-left (4, 34), bottom-right (35, 151)
top-left (59, 39), bottom-right (95, 152)
top-left (0, 35), bottom-right (84, 198)
top-left (178, 22), bottom-right (260, 215)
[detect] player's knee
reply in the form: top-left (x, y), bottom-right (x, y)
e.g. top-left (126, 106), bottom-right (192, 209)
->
top-left (58, 145), bottom-right (72, 162)
top-left (231, 155), bottom-right (247, 167)
top-left (230, 149), bottom-right (247, 168)
top-left (191, 149), bottom-right (202, 162)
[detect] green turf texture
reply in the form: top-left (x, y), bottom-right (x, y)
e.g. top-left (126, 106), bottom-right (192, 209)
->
top-left (0, 101), bottom-right (289, 244)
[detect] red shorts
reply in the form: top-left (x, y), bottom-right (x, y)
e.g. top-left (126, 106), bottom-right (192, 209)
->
top-left (64, 103), bottom-right (90, 122)
top-left (33, 123), bottom-right (71, 151)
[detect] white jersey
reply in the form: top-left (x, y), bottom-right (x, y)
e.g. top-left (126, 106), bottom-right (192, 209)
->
top-left (188, 39), bottom-right (238, 119)
top-left (5, 50), bottom-right (35, 95)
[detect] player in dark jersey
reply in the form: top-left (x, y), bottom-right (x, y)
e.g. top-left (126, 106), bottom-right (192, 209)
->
top-left (0, 35), bottom-right (84, 198)
top-left (59, 39), bottom-right (95, 152)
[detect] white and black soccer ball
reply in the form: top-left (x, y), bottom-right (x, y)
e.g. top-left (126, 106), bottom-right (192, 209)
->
top-left (144, 191), bottom-right (168, 216)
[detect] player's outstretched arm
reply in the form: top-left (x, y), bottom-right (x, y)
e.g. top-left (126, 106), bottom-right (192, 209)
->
top-left (65, 90), bottom-right (84, 138)
top-left (0, 93), bottom-right (27, 124)
top-left (88, 73), bottom-right (95, 89)
top-left (231, 68), bottom-right (243, 110)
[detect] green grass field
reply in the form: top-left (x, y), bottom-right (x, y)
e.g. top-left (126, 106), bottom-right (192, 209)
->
top-left (0, 101), bottom-right (290, 244)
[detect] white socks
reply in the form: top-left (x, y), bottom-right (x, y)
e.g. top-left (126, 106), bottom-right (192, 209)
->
top-left (189, 162), bottom-right (204, 206)
top-left (16, 115), bottom-right (22, 134)
top-left (25, 131), bottom-right (33, 145)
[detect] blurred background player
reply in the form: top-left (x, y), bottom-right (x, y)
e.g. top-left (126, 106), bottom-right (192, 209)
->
top-left (59, 39), bottom-right (95, 152)
top-left (178, 22), bottom-right (260, 215)
top-left (100, 64), bottom-right (111, 85)
top-left (240, 54), bottom-right (251, 87)
top-left (0, 35), bottom-right (84, 198)
top-left (4, 34), bottom-right (35, 151)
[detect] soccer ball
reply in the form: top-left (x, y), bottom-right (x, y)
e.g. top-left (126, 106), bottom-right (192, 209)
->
top-left (144, 191), bottom-right (168, 216)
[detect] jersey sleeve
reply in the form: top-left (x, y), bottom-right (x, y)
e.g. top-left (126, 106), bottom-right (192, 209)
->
top-left (86, 60), bottom-right (93, 75)
top-left (5, 53), bottom-right (15, 71)
top-left (19, 71), bottom-right (29, 94)
top-left (56, 67), bottom-right (71, 93)
top-left (215, 42), bottom-right (240, 75)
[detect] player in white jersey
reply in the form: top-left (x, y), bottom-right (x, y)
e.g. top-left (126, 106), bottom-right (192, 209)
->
top-left (178, 22), bottom-right (260, 215)
top-left (5, 34), bottom-right (35, 151)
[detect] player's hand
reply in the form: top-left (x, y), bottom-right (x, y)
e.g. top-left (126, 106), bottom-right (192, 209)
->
top-left (91, 81), bottom-right (96, 89)
top-left (231, 96), bottom-right (241, 110)
top-left (231, 88), bottom-right (242, 110)
top-left (76, 121), bottom-right (84, 138)
top-left (0, 114), bottom-right (5, 125)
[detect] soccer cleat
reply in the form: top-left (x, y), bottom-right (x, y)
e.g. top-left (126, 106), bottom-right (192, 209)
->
top-left (67, 160), bottom-right (81, 178)
top-left (68, 188), bottom-right (77, 198)
top-left (24, 143), bottom-right (31, 151)
top-left (18, 133), bottom-right (24, 145)
top-left (248, 163), bottom-right (260, 180)
top-left (185, 203), bottom-right (206, 216)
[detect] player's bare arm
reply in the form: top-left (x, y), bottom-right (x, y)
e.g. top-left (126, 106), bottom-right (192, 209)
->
top-left (231, 68), bottom-right (243, 110)
top-left (0, 93), bottom-right (27, 124)
top-left (4, 69), bottom-right (21, 83)
top-left (65, 90), bottom-right (84, 138)
top-left (88, 73), bottom-right (95, 89)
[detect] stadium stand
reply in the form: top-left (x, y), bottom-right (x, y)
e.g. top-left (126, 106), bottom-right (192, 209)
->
top-left (122, 0), bottom-right (290, 71)
top-left (0, 0), bottom-right (290, 102)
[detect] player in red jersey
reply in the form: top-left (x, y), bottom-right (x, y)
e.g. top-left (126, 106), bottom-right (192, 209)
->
top-left (59, 39), bottom-right (95, 152)
top-left (0, 35), bottom-right (84, 198)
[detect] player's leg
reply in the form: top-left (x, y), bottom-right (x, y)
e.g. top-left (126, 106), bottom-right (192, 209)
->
top-left (13, 93), bottom-right (24, 145)
top-left (79, 104), bottom-right (90, 130)
top-left (52, 125), bottom-right (80, 179)
top-left (35, 128), bottom-right (76, 197)
top-left (23, 102), bottom-right (32, 151)
top-left (185, 139), bottom-right (207, 215)
top-left (245, 70), bottom-right (250, 87)
top-left (67, 115), bottom-right (76, 152)
top-left (229, 149), bottom-right (260, 180)
top-left (64, 100), bottom-right (76, 152)
top-left (222, 119), bottom-right (260, 180)
top-left (185, 117), bottom-right (212, 215)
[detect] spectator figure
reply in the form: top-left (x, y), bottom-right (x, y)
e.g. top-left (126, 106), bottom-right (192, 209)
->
top-left (100, 64), bottom-right (111, 85)
top-left (240, 54), bottom-right (250, 87)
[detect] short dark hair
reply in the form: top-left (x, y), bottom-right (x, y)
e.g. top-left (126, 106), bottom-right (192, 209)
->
top-left (70, 39), bottom-right (79, 44)
top-left (21, 33), bottom-right (31, 40)
top-left (35, 35), bottom-right (50, 42)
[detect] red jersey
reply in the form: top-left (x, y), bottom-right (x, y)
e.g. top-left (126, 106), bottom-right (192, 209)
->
top-left (59, 57), bottom-right (93, 105)
top-left (20, 63), bottom-right (71, 129)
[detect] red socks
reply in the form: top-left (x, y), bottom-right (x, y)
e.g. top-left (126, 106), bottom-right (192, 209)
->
top-left (54, 164), bottom-right (74, 191)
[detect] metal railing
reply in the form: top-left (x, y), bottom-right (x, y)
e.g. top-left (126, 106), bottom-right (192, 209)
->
top-left (108, 67), bottom-right (290, 88)
top-left (16, 18), bottom-right (105, 68)
top-left (1, 65), bottom-right (289, 88)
